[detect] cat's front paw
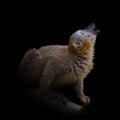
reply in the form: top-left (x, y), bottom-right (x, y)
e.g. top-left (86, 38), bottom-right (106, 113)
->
top-left (80, 95), bottom-right (90, 105)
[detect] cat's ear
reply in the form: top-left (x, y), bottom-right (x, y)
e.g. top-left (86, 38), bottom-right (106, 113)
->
top-left (72, 40), bottom-right (82, 48)
top-left (94, 29), bottom-right (100, 35)
top-left (85, 23), bottom-right (100, 35)
top-left (85, 23), bottom-right (96, 31)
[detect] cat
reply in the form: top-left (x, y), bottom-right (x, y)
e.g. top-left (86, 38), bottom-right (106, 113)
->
top-left (19, 23), bottom-right (100, 114)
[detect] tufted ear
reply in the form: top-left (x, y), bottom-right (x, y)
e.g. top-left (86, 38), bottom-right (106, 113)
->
top-left (85, 23), bottom-right (96, 31)
top-left (94, 29), bottom-right (100, 35)
top-left (85, 23), bottom-right (100, 35)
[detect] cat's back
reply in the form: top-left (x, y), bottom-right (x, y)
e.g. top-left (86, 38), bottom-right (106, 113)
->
top-left (38, 45), bottom-right (68, 57)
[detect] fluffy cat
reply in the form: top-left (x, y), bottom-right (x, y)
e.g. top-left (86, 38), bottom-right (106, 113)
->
top-left (19, 23), bottom-right (100, 114)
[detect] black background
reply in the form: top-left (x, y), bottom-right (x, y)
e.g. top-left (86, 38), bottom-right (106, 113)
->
top-left (3, 1), bottom-right (119, 119)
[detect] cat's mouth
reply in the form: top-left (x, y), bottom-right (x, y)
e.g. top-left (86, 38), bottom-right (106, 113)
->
top-left (85, 23), bottom-right (100, 35)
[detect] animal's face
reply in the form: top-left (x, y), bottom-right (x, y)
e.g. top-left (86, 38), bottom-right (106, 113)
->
top-left (70, 23), bottom-right (100, 48)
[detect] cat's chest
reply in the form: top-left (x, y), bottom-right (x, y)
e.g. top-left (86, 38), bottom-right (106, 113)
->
top-left (64, 72), bottom-right (83, 82)
top-left (54, 71), bottom-right (85, 87)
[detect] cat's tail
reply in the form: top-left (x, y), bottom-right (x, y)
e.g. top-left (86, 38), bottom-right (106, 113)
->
top-left (19, 48), bottom-right (43, 87)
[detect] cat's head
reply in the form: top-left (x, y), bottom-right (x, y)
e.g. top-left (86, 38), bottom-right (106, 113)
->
top-left (69, 23), bottom-right (100, 49)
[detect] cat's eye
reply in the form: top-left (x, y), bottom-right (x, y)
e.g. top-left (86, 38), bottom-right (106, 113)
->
top-left (81, 31), bottom-right (85, 35)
